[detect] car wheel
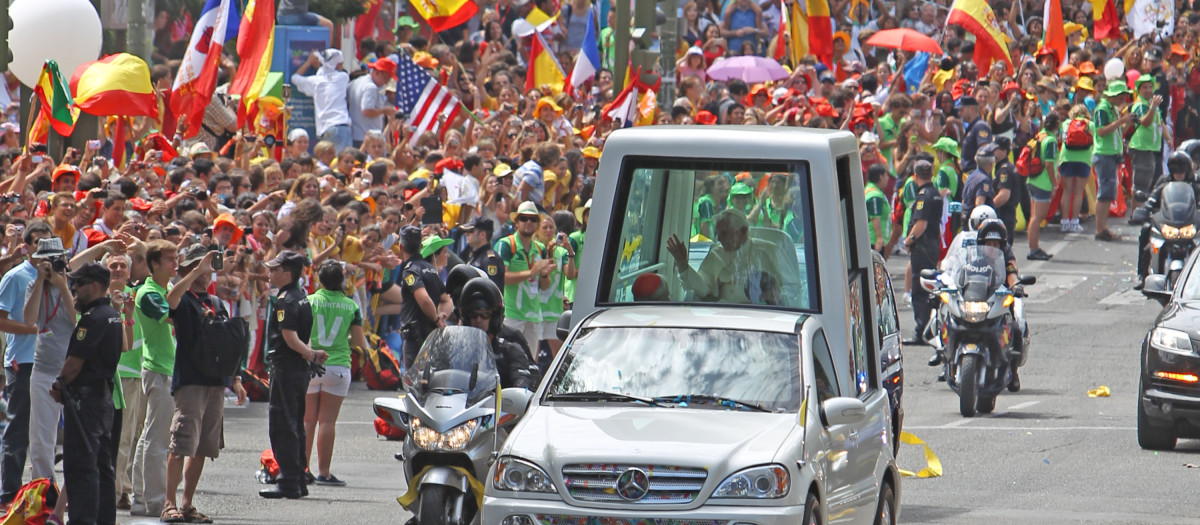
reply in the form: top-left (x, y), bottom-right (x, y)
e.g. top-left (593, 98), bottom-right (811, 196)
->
top-left (1138, 380), bottom-right (1177, 450)
top-left (976, 394), bottom-right (996, 414)
top-left (874, 483), bottom-right (897, 525)
top-left (958, 354), bottom-right (980, 418)
top-left (802, 492), bottom-right (822, 525)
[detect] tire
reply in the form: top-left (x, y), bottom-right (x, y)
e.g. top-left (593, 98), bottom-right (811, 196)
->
top-left (417, 484), bottom-right (454, 525)
top-left (976, 394), bottom-right (996, 414)
top-left (1137, 381), bottom-right (1178, 450)
top-left (874, 483), bottom-right (897, 525)
top-left (959, 354), bottom-right (981, 418)
top-left (802, 492), bottom-right (822, 525)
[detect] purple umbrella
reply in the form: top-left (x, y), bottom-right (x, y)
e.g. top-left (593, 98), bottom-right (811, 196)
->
top-left (706, 56), bottom-right (790, 83)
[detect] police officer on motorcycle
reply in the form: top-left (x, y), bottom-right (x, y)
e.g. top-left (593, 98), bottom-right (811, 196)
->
top-left (457, 277), bottom-right (541, 390)
top-left (1136, 152), bottom-right (1200, 288)
top-left (977, 219), bottom-right (1027, 391)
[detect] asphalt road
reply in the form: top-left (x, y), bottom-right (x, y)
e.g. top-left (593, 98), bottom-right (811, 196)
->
top-left (892, 220), bottom-right (1199, 524)
top-left (82, 218), bottom-right (1188, 524)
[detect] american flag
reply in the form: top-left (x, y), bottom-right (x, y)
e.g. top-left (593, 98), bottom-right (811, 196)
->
top-left (395, 52), bottom-right (461, 145)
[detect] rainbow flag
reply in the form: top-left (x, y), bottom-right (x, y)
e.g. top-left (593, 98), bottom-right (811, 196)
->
top-left (34, 60), bottom-right (79, 137)
top-left (70, 53), bottom-right (159, 118)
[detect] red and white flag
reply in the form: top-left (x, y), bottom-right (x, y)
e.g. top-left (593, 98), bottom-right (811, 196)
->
top-left (171, 0), bottom-right (240, 139)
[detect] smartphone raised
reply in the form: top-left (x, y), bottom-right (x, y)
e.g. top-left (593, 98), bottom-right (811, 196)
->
top-left (420, 196), bottom-right (444, 226)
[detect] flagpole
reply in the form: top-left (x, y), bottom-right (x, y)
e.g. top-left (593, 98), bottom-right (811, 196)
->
top-left (23, 94), bottom-right (38, 154)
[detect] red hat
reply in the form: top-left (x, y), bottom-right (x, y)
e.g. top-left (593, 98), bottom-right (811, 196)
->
top-left (434, 157), bottom-right (464, 175)
top-left (694, 110), bottom-right (717, 125)
top-left (631, 273), bottom-right (665, 301)
top-left (212, 213), bottom-right (244, 245)
top-left (370, 58), bottom-right (399, 81)
top-left (52, 164), bottom-right (80, 184)
top-left (129, 197), bottom-right (153, 213)
top-left (1000, 81), bottom-right (1023, 100)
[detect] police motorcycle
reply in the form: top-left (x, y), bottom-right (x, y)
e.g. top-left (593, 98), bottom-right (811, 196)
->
top-left (921, 242), bottom-right (1034, 417)
top-left (1132, 151), bottom-right (1200, 289)
top-left (373, 326), bottom-right (533, 525)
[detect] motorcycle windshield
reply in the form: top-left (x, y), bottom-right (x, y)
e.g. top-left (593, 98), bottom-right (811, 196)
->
top-left (403, 326), bottom-right (500, 408)
top-left (1159, 182), bottom-right (1197, 225)
top-left (946, 245), bottom-right (1006, 302)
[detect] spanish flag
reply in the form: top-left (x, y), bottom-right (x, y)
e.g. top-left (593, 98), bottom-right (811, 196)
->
top-left (409, 0), bottom-right (478, 33)
top-left (70, 53), bottom-right (159, 118)
top-left (231, 0), bottom-right (275, 127)
top-left (806, 0), bottom-right (834, 69)
top-left (525, 31), bottom-right (565, 93)
top-left (1092, 0), bottom-right (1121, 40)
top-left (34, 60), bottom-right (78, 137)
top-left (1041, 0), bottom-right (1067, 67)
top-left (947, 0), bottom-right (1013, 74)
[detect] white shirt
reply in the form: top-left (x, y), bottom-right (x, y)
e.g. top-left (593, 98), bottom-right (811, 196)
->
top-left (291, 69), bottom-right (352, 137)
top-left (348, 74), bottom-right (387, 142)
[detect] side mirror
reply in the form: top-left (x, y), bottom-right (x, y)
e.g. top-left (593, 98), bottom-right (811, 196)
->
top-left (919, 277), bottom-right (939, 293)
top-left (1134, 190), bottom-right (1150, 202)
top-left (1018, 274), bottom-right (1036, 286)
top-left (556, 310), bottom-right (573, 341)
top-left (1142, 274), bottom-right (1172, 306)
top-left (373, 396), bottom-right (410, 431)
top-left (1130, 207), bottom-right (1150, 225)
top-left (820, 397), bottom-right (867, 427)
top-left (500, 387), bottom-right (534, 423)
top-left (919, 269), bottom-right (939, 280)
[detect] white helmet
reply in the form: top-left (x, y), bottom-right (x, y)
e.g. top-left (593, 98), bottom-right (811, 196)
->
top-left (969, 205), bottom-right (998, 231)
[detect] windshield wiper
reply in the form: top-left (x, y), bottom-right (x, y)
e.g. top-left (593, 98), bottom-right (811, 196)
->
top-left (651, 394), bottom-right (772, 412)
top-left (546, 391), bottom-right (664, 407)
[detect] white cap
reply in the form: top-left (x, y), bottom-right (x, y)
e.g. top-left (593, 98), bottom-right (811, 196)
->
top-left (287, 128), bottom-right (309, 143)
top-left (686, 46), bottom-right (703, 56)
top-left (319, 49), bottom-right (344, 69)
top-left (859, 131), bottom-right (879, 144)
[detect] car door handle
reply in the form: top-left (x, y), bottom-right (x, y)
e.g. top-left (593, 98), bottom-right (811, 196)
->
top-left (848, 429), bottom-right (859, 440)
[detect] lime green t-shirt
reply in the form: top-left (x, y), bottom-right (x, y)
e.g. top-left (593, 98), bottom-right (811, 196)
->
top-left (1059, 119), bottom-right (1094, 165)
top-left (307, 288), bottom-right (362, 369)
top-left (935, 164), bottom-right (958, 198)
top-left (1130, 99), bottom-right (1162, 152)
top-left (495, 235), bottom-right (547, 323)
top-left (135, 279), bottom-right (175, 376)
top-left (878, 114), bottom-right (904, 173)
top-left (564, 230), bottom-right (585, 303)
top-left (865, 182), bottom-right (890, 245)
top-left (117, 283), bottom-right (143, 379)
top-left (539, 245), bottom-right (570, 323)
top-left (1028, 135), bottom-right (1058, 191)
top-left (1092, 100), bottom-right (1123, 156)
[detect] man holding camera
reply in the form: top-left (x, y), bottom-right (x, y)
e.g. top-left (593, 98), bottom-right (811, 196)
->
top-left (260, 251), bottom-right (326, 500)
top-left (22, 238), bottom-right (77, 489)
top-left (51, 262), bottom-right (123, 525)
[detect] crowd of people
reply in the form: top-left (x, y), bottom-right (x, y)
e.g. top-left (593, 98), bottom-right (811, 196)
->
top-left (0, 0), bottom-right (1195, 522)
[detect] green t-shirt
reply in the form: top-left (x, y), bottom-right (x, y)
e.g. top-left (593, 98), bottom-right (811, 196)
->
top-left (1130, 99), bottom-right (1162, 152)
top-left (1028, 135), bottom-right (1058, 191)
top-left (1059, 119), bottom-right (1094, 165)
top-left (878, 114), bottom-right (904, 173)
top-left (307, 288), bottom-right (362, 369)
top-left (691, 194), bottom-right (722, 239)
top-left (496, 235), bottom-right (547, 323)
top-left (901, 176), bottom-right (918, 234)
top-left (117, 284), bottom-right (143, 378)
top-left (135, 279), bottom-right (175, 376)
top-left (1092, 100), bottom-right (1123, 156)
top-left (564, 230), bottom-right (585, 303)
top-left (539, 245), bottom-right (570, 322)
top-left (935, 164), bottom-right (958, 199)
top-left (865, 182), bottom-right (890, 245)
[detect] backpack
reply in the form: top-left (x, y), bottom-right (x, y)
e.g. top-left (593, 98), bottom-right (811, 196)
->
top-left (239, 368), bottom-right (269, 403)
top-left (1015, 132), bottom-right (1047, 177)
top-left (355, 334), bottom-right (403, 391)
top-left (192, 294), bottom-right (250, 379)
top-left (1064, 119), bottom-right (1093, 150)
top-left (0, 478), bottom-right (58, 525)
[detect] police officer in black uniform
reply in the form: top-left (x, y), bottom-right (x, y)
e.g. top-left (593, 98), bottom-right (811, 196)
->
top-left (52, 262), bottom-right (123, 525)
top-left (460, 216), bottom-right (505, 291)
top-left (991, 137), bottom-right (1021, 246)
top-left (397, 226), bottom-right (449, 367)
top-left (903, 161), bottom-right (945, 349)
top-left (958, 96), bottom-right (992, 174)
top-left (961, 144), bottom-right (998, 219)
top-left (457, 277), bottom-right (541, 390)
top-left (260, 251), bottom-right (326, 500)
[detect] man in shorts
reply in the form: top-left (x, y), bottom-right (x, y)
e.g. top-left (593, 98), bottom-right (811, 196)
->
top-left (160, 244), bottom-right (246, 522)
top-left (1094, 82), bottom-right (1136, 240)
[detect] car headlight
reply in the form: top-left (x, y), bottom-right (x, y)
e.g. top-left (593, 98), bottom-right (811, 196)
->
top-left (1163, 224), bottom-right (1181, 240)
top-left (962, 301), bottom-right (989, 323)
top-left (1181, 225), bottom-right (1197, 239)
top-left (712, 464), bottom-right (789, 499)
top-left (1151, 327), bottom-right (1194, 356)
top-left (493, 457), bottom-right (557, 493)
top-left (410, 418), bottom-right (480, 451)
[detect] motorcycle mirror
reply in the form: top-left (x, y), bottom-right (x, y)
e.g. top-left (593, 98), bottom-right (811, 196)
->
top-left (469, 362), bottom-right (479, 391)
top-left (1018, 274), bottom-right (1036, 286)
top-left (919, 277), bottom-right (940, 293)
top-left (1131, 207), bottom-right (1150, 225)
top-left (1134, 190), bottom-right (1150, 202)
top-left (919, 269), bottom-right (939, 280)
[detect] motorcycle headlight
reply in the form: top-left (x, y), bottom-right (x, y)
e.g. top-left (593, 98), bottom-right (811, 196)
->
top-left (713, 465), bottom-right (790, 499)
top-left (961, 301), bottom-right (990, 322)
top-left (493, 457), bottom-right (557, 493)
top-left (1151, 327), bottom-right (1194, 356)
top-left (410, 418), bottom-right (480, 451)
top-left (1181, 225), bottom-right (1197, 239)
top-left (1163, 224), bottom-right (1181, 240)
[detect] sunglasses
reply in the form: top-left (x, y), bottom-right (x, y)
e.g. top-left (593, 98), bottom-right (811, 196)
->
top-left (469, 311), bottom-right (493, 320)
top-left (343, 218), bottom-right (359, 224)
top-left (517, 215), bottom-right (540, 223)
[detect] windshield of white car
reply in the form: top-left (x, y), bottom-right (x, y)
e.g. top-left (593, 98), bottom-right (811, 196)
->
top-left (544, 327), bottom-right (802, 412)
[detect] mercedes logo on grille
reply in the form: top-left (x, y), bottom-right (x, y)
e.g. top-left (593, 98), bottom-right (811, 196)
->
top-left (615, 468), bottom-right (650, 501)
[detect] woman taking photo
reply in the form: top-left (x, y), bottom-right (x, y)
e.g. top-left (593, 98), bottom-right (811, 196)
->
top-left (304, 260), bottom-right (367, 487)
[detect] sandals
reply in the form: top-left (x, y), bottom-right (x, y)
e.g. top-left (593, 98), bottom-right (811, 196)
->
top-left (182, 505), bottom-right (213, 524)
top-left (161, 504), bottom-right (186, 523)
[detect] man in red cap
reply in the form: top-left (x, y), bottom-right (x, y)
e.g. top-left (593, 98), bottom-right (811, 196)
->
top-left (348, 58), bottom-right (398, 148)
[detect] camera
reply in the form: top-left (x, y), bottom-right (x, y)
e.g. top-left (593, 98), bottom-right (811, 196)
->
top-left (209, 244), bottom-right (223, 270)
top-left (49, 256), bottom-right (66, 273)
top-left (191, 188), bottom-right (209, 201)
top-left (1, 195), bottom-right (19, 204)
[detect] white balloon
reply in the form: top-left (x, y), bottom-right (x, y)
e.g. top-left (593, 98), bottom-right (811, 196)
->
top-left (8, 0), bottom-right (103, 88)
top-left (1104, 58), bottom-right (1125, 81)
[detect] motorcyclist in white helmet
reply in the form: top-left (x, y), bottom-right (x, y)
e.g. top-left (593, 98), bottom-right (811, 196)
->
top-left (927, 205), bottom-right (1000, 371)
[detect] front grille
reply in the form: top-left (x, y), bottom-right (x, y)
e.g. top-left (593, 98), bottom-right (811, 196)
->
top-left (1150, 378), bottom-right (1200, 399)
top-left (561, 464), bottom-right (708, 504)
top-left (535, 516), bottom-right (727, 525)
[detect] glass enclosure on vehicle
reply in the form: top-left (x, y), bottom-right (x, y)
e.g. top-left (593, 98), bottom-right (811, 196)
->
top-left (598, 158), bottom-right (819, 312)
top-left (545, 327), bottom-right (803, 412)
top-left (402, 326), bottom-right (499, 407)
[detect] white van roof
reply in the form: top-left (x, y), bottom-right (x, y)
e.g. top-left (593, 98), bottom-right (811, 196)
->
top-left (600, 125), bottom-right (859, 161)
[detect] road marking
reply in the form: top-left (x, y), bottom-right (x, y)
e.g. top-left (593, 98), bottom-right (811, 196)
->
top-left (906, 426), bottom-right (1135, 431)
top-left (1023, 274), bottom-right (1087, 304)
top-left (934, 400), bottom-right (1041, 428)
top-left (1022, 239), bottom-right (1070, 273)
top-left (1005, 400), bottom-right (1040, 411)
top-left (938, 418), bottom-right (976, 428)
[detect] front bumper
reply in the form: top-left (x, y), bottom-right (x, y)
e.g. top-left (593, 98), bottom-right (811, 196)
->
top-left (482, 496), bottom-right (807, 525)
top-left (1143, 342), bottom-right (1200, 422)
